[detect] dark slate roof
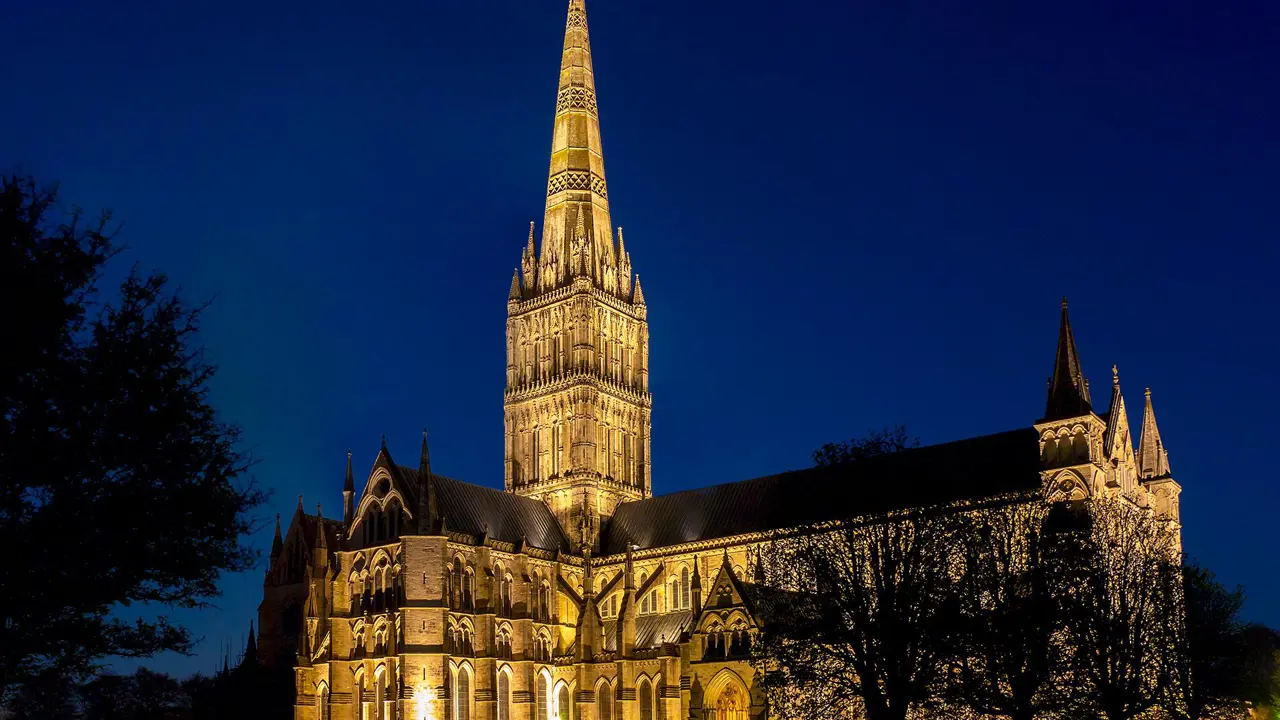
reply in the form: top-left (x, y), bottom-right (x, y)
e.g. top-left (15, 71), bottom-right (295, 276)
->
top-left (601, 428), bottom-right (1041, 554)
top-left (604, 612), bottom-right (694, 650)
top-left (396, 467), bottom-right (572, 554)
top-left (298, 512), bottom-right (343, 551)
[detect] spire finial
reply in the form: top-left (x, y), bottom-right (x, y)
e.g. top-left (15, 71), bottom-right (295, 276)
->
top-left (1061, 296), bottom-right (1069, 310)
top-left (534, 0), bottom-right (615, 292)
top-left (419, 429), bottom-right (432, 477)
top-left (343, 449), bottom-right (354, 494)
top-left (1044, 298), bottom-right (1091, 420)
top-left (1112, 364), bottom-right (1119, 387)
top-left (380, 434), bottom-right (387, 452)
top-left (1138, 386), bottom-right (1172, 478)
top-left (297, 494), bottom-right (303, 509)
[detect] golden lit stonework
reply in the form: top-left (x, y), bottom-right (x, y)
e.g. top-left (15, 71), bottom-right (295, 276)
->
top-left (259, 3), bottom-right (1183, 720)
top-left (505, 0), bottom-right (650, 551)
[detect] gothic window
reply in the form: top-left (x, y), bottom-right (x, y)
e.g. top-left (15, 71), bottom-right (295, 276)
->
top-left (638, 678), bottom-right (653, 720)
top-left (354, 671), bottom-right (367, 720)
top-left (712, 683), bottom-right (747, 720)
top-left (455, 665), bottom-right (472, 720)
top-left (596, 682), bottom-right (612, 720)
top-left (557, 684), bottom-right (572, 720)
top-left (537, 672), bottom-right (552, 720)
top-left (373, 667), bottom-right (387, 720)
top-left (498, 671), bottom-right (511, 720)
top-left (496, 624), bottom-right (513, 658)
top-left (500, 573), bottom-right (513, 617)
top-left (669, 578), bottom-right (678, 611)
top-left (451, 558), bottom-right (465, 608)
top-left (317, 682), bottom-right (331, 720)
top-left (463, 568), bottom-right (475, 612)
top-left (654, 675), bottom-right (665, 720)
top-left (681, 568), bottom-right (691, 610)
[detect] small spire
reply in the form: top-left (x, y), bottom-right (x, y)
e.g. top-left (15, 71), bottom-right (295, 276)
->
top-left (296, 494), bottom-right (304, 511)
top-left (1044, 297), bottom-right (1092, 420)
top-left (1138, 387), bottom-right (1173, 478)
top-left (509, 269), bottom-right (522, 300)
top-left (380, 434), bottom-right (388, 452)
top-left (527, 221), bottom-right (536, 253)
top-left (271, 513), bottom-right (283, 557)
top-left (419, 429), bottom-right (432, 477)
top-left (632, 275), bottom-right (645, 305)
top-left (691, 554), bottom-right (701, 589)
top-left (343, 450), bottom-right (354, 494)
top-left (244, 620), bottom-right (258, 665)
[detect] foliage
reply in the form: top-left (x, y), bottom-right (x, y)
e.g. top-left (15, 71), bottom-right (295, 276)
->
top-left (812, 425), bottom-right (918, 467)
top-left (1162, 564), bottom-right (1250, 720)
top-left (0, 174), bottom-right (264, 697)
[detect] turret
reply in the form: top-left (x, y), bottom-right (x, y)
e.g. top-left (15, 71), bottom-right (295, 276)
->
top-left (1138, 388), bottom-right (1181, 523)
top-left (1033, 299), bottom-right (1110, 502)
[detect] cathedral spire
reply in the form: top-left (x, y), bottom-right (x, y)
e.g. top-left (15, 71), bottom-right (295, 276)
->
top-left (538, 0), bottom-right (613, 292)
top-left (1044, 298), bottom-right (1092, 420)
top-left (1138, 388), bottom-right (1172, 478)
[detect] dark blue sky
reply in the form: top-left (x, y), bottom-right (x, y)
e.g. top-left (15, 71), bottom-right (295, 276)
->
top-left (5, 0), bottom-right (1278, 676)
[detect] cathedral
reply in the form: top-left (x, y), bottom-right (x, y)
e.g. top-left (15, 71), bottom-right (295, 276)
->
top-left (257, 1), bottom-right (1183, 719)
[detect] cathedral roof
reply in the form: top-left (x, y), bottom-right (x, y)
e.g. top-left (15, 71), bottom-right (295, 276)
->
top-left (601, 428), bottom-right (1042, 554)
top-left (604, 611), bottom-right (693, 651)
top-left (394, 466), bottom-right (572, 553)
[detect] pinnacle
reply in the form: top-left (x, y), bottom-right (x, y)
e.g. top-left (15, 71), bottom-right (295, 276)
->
top-left (1044, 299), bottom-right (1091, 420)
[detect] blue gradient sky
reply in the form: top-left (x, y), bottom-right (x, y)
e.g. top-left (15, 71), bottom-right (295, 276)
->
top-left (4, 0), bottom-right (1278, 677)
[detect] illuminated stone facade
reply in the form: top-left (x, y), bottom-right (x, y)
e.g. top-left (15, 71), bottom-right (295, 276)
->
top-left (502, 0), bottom-right (650, 547)
top-left (258, 3), bottom-right (1183, 720)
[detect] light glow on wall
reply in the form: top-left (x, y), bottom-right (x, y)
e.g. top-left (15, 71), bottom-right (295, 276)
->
top-left (413, 686), bottom-right (435, 720)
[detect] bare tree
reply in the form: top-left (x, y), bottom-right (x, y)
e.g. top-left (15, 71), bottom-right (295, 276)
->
top-left (1061, 498), bottom-right (1182, 720)
top-left (754, 506), bottom-right (962, 720)
top-left (948, 500), bottom-right (1074, 720)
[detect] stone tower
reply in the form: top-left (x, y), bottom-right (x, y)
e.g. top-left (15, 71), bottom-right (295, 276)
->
top-left (504, 0), bottom-right (651, 551)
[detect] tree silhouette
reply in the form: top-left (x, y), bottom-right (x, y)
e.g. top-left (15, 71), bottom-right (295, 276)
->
top-left (0, 174), bottom-right (264, 697)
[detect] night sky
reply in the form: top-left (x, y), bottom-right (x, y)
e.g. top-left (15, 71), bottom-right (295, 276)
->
top-left (4, 0), bottom-right (1278, 677)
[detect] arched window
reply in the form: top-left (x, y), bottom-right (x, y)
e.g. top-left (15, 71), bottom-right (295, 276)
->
top-left (354, 671), bottom-right (366, 720)
top-left (454, 665), bottom-right (472, 720)
top-left (670, 578), bottom-right (679, 610)
top-left (712, 682), bottom-right (747, 720)
top-left (317, 682), bottom-right (331, 720)
top-left (452, 558), bottom-right (465, 608)
top-left (681, 567), bottom-right (691, 609)
top-left (501, 573), bottom-right (514, 617)
top-left (557, 684), bottom-right (571, 720)
top-left (638, 678), bottom-right (653, 720)
top-left (654, 675), bottom-right (665, 720)
top-left (373, 666), bottom-right (387, 720)
top-left (497, 671), bottom-right (511, 720)
top-left (537, 673), bottom-right (551, 720)
top-left (596, 683), bottom-right (612, 720)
